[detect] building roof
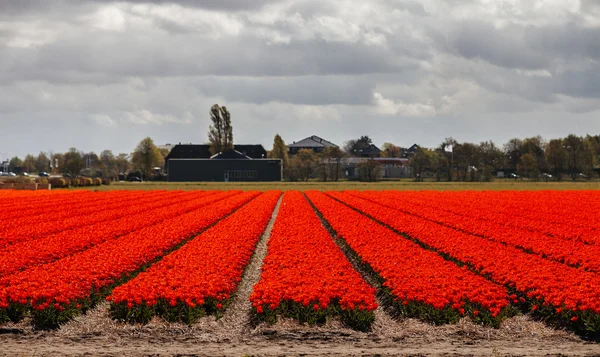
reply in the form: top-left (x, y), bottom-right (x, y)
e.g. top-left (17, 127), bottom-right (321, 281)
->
top-left (360, 144), bottom-right (382, 156)
top-left (210, 150), bottom-right (251, 160)
top-left (289, 135), bottom-right (338, 148)
top-left (342, 157), bottom-right (408, 164)
top-left (166, 144), bottom-right (267, 160)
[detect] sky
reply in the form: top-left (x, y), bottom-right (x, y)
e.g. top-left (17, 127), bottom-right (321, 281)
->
top-left (1, 0), bottom-right (600, 159)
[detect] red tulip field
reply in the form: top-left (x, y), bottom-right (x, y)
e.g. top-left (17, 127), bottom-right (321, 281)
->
top-left (1, 188), bottom-right (600, 352)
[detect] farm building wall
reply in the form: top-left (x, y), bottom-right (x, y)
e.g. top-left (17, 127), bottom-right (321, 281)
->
top-left (168, 159), bottom-right (282, 182)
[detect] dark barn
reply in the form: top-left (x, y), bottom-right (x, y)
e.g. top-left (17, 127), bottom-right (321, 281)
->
top-left (166, 145), bottom-right (282, 182)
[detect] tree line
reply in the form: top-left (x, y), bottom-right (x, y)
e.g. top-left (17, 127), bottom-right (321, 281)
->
top-left (7, 137), bottom-right (167, 180)
top-left (268, 133), bottom-right (600, 182)
top-left (409, 134), bottom-right (600, 181)
top-left (269, 135), bottom-right (395, 182)
top-left (6, 103), bottom-right (232, 180)
top-left (5, 100), bottom-right (599, 184)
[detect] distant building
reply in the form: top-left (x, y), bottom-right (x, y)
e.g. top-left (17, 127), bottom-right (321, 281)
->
top-left (357, 144), bottom-right (382, 158)
top-left (401, 144), bottom-right (420, 158)
top-left (157, 143), bottom-right (175, 153)
top-left (166, 144), bottom-right (267, 161)
top-left (289, 135), bottom-right (338, 155)
top-left (343, 157), bottom-right (411, 179)
top-left (165, 144), bottom-right (280, 182)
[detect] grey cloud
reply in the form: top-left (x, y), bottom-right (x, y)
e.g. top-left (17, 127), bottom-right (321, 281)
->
top-left (0, 1), bottom-right (97, 20)
top-left (446, 21), bottom-right (549, 70)
top-left (1, 32), bottom-right (410, 83)
top-left (1, 0), bottom-right (600, 159)
top-left (580, 0), bottom-right (600, 11)
top-left (88, 0), bottom-right (280, 11)
top-left (389, 0), bottom-right (427, 16)
top-left (193, 76), bottom-right (376, 105)
top-left (444, 20), bottom-right (600, 70)
top-left (556, 69), bottom-right (600, 98)
top-left (527, 23), bottom-right (600, 61)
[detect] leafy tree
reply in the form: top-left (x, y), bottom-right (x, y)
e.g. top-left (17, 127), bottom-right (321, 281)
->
top-left (357, 159), bottom-right (382, 182)
top-left (99, 150), bottom-right (119, 179)
top-left (208, 104), bottom-right (233, 155)
top-left (8, 157), bottom-right (23, 172)
top-left (293, 148), bottom-right (317, 181)
top-left (517, 153), bottom-right (539, 179)
top-left (315, 147), bottom-right (345, 182)
top-left (545, 139), bottom-right (567, 180)
top-left (23, 154), bottom-right (36, 173)
top-left (63, 148), bottom-right (86, 176)
top-left (454, 142), bottom-right (479, 181)
top-left (521, 136), bottom-right (547, 173)
top-left (582, 136), bottom-right (597, 178)
top-left (323, 146), bottom-right (345, 182)
top-left (563, 134), bottom-right (586, 181)
top-left (115, 153), bottom-right (132, 174)
top-left (586, 135), bottom-right (600, 170)
top-left (440, 137), bottom-right (458, 181)
top-left (158, 148), bottom-right (171, 164)
top-left (35, 152), bottom-right (50, 172)
top-left (82, 152), bottom-right (101, 171)
top-left (316, 154), bottom-right (330, 182)
top-left (410, 147), bottom-right (430, 181)
top-left (381, 143), bottom-right (401, 158)
top-left (503, 138), bottom-right (523, 172)
top-left (428, 149), bottom-right (448, 181)
top-left (52, 153), bottom-right (64, 173)
top-left (269, 134), bottom-right (289, 168)
top-left (478, 141), bottom-right (504, 181)
top-left (344, 135), bottom-right (373, 157)
top-left (132, 137), bottom-right (163, 179)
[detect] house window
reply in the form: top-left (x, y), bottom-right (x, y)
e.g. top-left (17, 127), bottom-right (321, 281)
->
top-left (243, 170), bottom-right (257, 179)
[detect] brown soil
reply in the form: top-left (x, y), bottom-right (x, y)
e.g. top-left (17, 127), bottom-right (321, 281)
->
top-left (2, 312), bottom-right (598, 356)
top-left (2, 196), bottom-right (600, 356)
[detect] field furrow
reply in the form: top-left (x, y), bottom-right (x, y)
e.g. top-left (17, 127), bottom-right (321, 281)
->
top-left (108, 190), bottom-right (281, 324)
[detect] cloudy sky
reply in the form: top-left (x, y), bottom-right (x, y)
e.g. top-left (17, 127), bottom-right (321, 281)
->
top-left (2, 0), bottom-right (600, 159)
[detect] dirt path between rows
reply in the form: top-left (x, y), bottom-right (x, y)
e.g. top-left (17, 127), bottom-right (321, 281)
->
top-left (2, 314), bottom-right (599, 356)
top-left (2, 195), bottom-right (600, 356)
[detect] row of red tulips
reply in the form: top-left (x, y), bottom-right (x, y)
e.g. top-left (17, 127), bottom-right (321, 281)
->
top-left (0, 191), bottom-right (260, 329)
top-left (329, 191), bottom-right (600, 335)
top-left (0, 190), bottom-right (88, 221)
top-left (0, 190), bottom-right (154, 229)
top-left (387, 191), bottom-right (600, 245)
top-left (305, 191), bottom-right (511, 326)
top-left (0, 190), bottom-right (184, 247)
top-left (352, 191), bottom-right (600, 273)
top-left (249, 191), bottom-right (377, 331)
top-left (108, 191), bottom-right (281, 324)
top-left (0, 191), bottom-right (238, 277)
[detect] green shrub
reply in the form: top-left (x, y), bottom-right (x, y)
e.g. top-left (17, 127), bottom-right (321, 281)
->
top-left (49, 178), bottom-right (68, 188)
top-left (2, 177), bottom-right (32, 184)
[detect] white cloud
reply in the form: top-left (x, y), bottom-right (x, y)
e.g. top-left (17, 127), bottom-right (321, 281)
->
top-left (121, 110), bottom-right (194, 125)
top-left (373, 92), bottom-right (436, 117)
top-left (87, 6), bottom-right (127, 32)
top-left (91, 114), bottom-right (117, 128)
